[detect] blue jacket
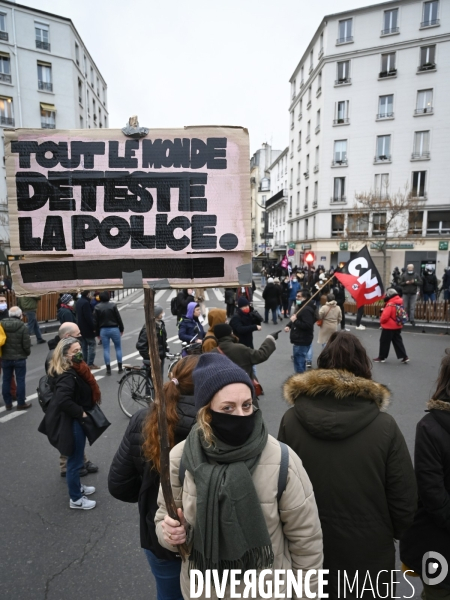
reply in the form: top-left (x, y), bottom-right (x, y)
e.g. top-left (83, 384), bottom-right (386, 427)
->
top-left (178, 317), bottom-right (205, 343)
top-left (288, 280), bottom-right (300, 301)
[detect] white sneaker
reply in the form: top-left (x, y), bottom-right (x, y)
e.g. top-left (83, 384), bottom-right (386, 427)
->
top-left (80, 484), bottom-right (96, 496)
top-left (70, 496), bottom-right (96, 510)
top-left (355, 325), bottom-right (366, 330)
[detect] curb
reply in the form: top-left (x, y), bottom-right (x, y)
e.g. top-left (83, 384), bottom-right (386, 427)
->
top-left (345, 314), bottom-right (450, 335)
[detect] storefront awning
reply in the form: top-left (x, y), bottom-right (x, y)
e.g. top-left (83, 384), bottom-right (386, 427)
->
top-left (40, 102), bottom-right (56, 112)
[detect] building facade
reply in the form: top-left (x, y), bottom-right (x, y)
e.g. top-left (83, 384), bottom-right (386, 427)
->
top-left (288, 0), bottom-right (450, 280)
top-left (266, 147), bottom-right (288, 259)
top-left (0, 0), bottom-right (108, 257)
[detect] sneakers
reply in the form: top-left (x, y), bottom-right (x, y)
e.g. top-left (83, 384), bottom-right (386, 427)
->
top-left (84, 460), bottom-right (99, 473)
top-left (373, 358), bottom-right (386, 363)
top-left (401, 357), bottom-right (410, 364)
top-left (80, 484), bottom-right (96, 496)
top-left (306, 361), bottom-right (312, 369)
top-left (355, 325), bottom-right (366, 331)
top-left (70, 496), bottom-right (96, 510)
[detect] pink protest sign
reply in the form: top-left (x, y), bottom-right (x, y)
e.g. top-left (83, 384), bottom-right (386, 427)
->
top-left (5, 126), bottom-right (251, 293)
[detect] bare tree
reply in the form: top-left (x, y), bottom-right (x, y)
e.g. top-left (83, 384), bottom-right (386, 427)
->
top-left (343, 183), bottom-right (425, 285)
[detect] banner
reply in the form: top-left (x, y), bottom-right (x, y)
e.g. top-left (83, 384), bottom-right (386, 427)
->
top-left (335, 246), bottom-right (385, 308)
top-left (5, 126), bottom-right (251, 293)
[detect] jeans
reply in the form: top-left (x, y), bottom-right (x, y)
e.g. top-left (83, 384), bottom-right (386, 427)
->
top-left (306, 344), bottom-right (313, 364)
top-left (25, 311), bottom-right (43, 341)
top-left (264, 308), bottom-right (277, 324)
top-left (423, 293), bottom-right (436, 303)
top-left (80, 337), bottom-right (97, 366)
top-left (293, 344), bottom-right (310, 373)
top-left (67, 420), bottom-right (86, 502)
top-left (379, 329), bottom-right (407, 360)
top-left (143, 549), bottom-right (183, 600)
top-left (2, 358), bottom-right (26, 406)
top-left (403, 293), bottom-right (417, 323)
top-left (100, 327), bottom-right (122, 365)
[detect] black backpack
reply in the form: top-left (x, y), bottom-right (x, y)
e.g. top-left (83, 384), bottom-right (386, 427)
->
top-left (170, 296), bottom-right (178, 316)
top-left (37, 375), bottom-right (54, 413)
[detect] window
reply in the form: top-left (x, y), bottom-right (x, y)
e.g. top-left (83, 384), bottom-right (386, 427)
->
top-left (0, 13), bottom-right (8, 41)
top-left (337, 18), bottom-right (353, 43)
top-left (409, 211), bottom-right (423, 234)
top-left (378, 95), bottom-right (394, 119)
top-left (373, 213), bottom-right (387, 235)
top-left (382, 8), bottom-right (399, 34)
top-left (0, 53), bottom-right (11, 83)
top-left (79, 115), bottom-right (83, 128)
top-left (412, 171), bottom-right (427, 197)
top-left (317, 71), bottom-right (322, 94)
top-left (290, 111), bottom-right (294, 128)
top-left (413, 131), bottom-right (430, 159)
top-left (75, 42), bottom-right (79, 65)
top-left (333, 177), bottom-right (346, 201)
top-left (298, 131), bottom-right (302, 150)
top-left (37, 62), bottom-right (52, 92)
top-left (291, 79), bottom-right (296, 99)
top-left (376, 135), bottom-right (391, 161)
top-left (0, 96), bottom-right (14, 126)
top-left (332, 214), bottom-right (345, 236)
top-left (77, 79), bottom-right (83, 105)
top-left (290, 139), bottom-right (294, 155)
top-left (419, 45), bottom-right (436, 70)
top-left (306, 154), bottom-right (310, 173)
top-left (316, 110), bottom-right (320, 133)
top-left (348, 214), bottom-right (369, 235)
top-left (427, 211), bottom-right (450, 235)
top-left (90, 67), bottom-right (94, 85)
top-left (297, 161), bottom-right (301, 178)
top-left (336, 61), bottom-right (350, 84)
top-left (102, 87), bottom-right (106, 104)
top-left (96, 76), bottom-right (100, 95)
top-left (87, 89), bottom-right (90, 112)
top-left (335, 100), bottom-right (349, 124)
top-left (296, 191), bottom-right (300, 213)
top-left (290, 168), bottom-right (293, 185)
top-left (305, 218), bottom-right (309, 239)
top-left (416, 89), bottom-right (433, 114)
top-left (300, 66), bottom-right (304, 84)
top-left (305, 188), bottom-right (309, 203)
top-left (99, 108), bottom-right (102, 127)
top-left (380, 52), bottom-right (396, 76)
top-left (83, 55), bottom-right (87, 76)
top-left (334, 140), bottom-right (347, 164)
top-left (308, 86), bottom-right (312, 105)
top-left (104, 116), bottom-right (107, 128)
top-left (35, 23), bottom-right (50, 51)
top-left (375, 174), bottom-right (389, 198)
top-left (40, 103), bottom-right (55, 129)
top-left (422, 1), bottom-right (439, 27)
top-left (309, 50), bottom-right (313, 72)
top-left (307, 120), bottom-right (311, 140)
top-left (315, 145), bottom-right (319, 166)
top-left (296, 221), bottom-right (300, 241)
top-left (314, 182), bottom-right (318, 204)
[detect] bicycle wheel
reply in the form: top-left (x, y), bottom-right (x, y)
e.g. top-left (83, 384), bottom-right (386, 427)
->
top-left (167, 357), bottom-right (181, 379)
top-left (118, 371), bottom-right (154, 418)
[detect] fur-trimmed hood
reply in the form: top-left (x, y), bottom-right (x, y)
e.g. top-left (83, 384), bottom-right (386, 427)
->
top-left (283, 369), bottom-right (391, 441)
top-left (427, 398), bottom-right (450, 437)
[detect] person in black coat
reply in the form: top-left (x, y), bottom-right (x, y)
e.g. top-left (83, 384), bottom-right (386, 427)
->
top-left (75, 291), bottom-right (99, 369)
top-left (280, 277), bottom-right (290, 318)
top-left (108, 355), bottom-right (199, 600)
top-left (176, 288), bottom-right (195, 323)
top-left (284, 289), bottom-right (316, 373)
top-left (136, 305), bottom-right (169, 378)
top-left (333, 281), bottom-right (348, 331)
top-left (229, 297), bottom-right (261, 349)
top-left (401, 350), bottom-right (450, 598)
top-left (262, 278), bottom-right (280, 324)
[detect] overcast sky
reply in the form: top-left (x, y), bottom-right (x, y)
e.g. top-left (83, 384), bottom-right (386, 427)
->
top-left (29, 0), bottom-right (375, 154)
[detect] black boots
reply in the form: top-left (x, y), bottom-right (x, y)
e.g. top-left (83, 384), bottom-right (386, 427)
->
top-left (106, 364), bottom-right (111, 376)
top-left (118, 363), bottom-right (123, 373)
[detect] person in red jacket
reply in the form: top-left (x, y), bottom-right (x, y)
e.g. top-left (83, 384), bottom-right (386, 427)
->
top-left (374, 288), bottom-right (409, 364)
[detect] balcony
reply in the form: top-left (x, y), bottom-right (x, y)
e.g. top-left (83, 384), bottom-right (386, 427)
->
top-left (313, 164), bottom-right (319, 173)
top-left (331, 196), bottom-right (347, 203)
top-left (0, 31), bottom-right (8, 41)
top-left (306, 100), bottom-right (311, 109)
top-left (379, 69), bottom-right (397, 79)
top-left (313, 200), bottom-right (318, 208)
top-left (290, 122), bottom-right (294, 130)
top-left (414, 107), bottom-right (433, 116)
top-left (36, 39), bottom-right (51, 51)
top-left (298, 112), bottom-right (302, 121)
top-left (299, 79), bottom-right (304, 88)
top-left (306, 134), bottom-right (310, 144)
top-left (315, 124), bottom-right (320, 134)
top-left (303, 170), bottom-right (310, 179)
top-left (0, 116), bottom-right (14, 126)
top-left (411, 151), bottom-right (430, 160)
top-left (374, 154), bottom-right (392, 163)
top-left (297, 144), bottom-right (301, 152)
top-left (420, 19), bottom-right (440, 28)
top-left (316, 87), bottom-right (322, 98)
top-left (38, 81), bottom-right (53, 92)
top-left (332, 158), bottom-right (348, 167)
top-left (376, 112), bottom-right (394, 120)
top-left (335, 78), bottom-right (351, 86)
top-left (336, 36), bottom-right (353, 45)
top-left (296, 208), bottom-right (300, 215)
top-left (333, 117), bottom-right (350, 125)
top-left (304, 204), bottom-right (309, 212)
top-left (296, 177), bottom-right (301, 184)
top-left (289, 183), bottom-right (293, 190)
top-left (41, 120), bottom-right (55, 129)
top-left (417, 63), bottom-right (436, 73)
top-left (381, 26), bottom-right (399, 35)
top-left (288, 211), bottom-right (292, 218)
top-left (0, 73), bottom-right (11, 83)
top-left (318, 48), bottom-right (324, 59)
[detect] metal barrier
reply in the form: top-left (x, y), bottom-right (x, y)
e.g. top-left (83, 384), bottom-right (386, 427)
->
top-left (343, 300), bottom-right (450, 322)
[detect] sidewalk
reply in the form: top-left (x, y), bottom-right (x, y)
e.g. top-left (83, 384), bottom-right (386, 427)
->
top-left (345, 312), bottom-right (450, 335)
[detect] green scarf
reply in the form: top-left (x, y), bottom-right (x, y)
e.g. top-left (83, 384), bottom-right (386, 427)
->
top-left (181, 408), bottom-right (274, 574)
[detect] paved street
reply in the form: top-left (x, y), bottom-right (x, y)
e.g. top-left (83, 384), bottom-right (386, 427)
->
top-left (1, 288), bottom-right (447, 599)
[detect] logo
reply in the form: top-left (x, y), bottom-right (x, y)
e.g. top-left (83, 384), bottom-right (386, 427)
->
top-left (352, 283), bottom-right (359, 291)
top-left (422, 551), bottom-right (448, 586)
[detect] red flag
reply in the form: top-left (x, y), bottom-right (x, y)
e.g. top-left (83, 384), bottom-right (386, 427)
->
top-left (335, 246), bottom-right (385, 308)
top-left (281, 255), bottom-right (288, 269)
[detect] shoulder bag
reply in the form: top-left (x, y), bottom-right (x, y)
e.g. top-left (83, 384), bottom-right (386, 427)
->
top-left (316, 306), bottom-right (332, 327)
top-left (81, 403), bottom-right (111, 446)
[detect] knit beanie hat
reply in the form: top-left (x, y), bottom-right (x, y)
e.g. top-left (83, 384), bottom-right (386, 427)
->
top-left (214, 323), bottom-right (233, 339)
top-left (237, 297), bottom-right (249, 308)
top-left (60, 293), bottom-right (72, 305)
top-left (154, 305), bottom-right (164, 318)
top-left (193, 353), bottom-right (254, 410)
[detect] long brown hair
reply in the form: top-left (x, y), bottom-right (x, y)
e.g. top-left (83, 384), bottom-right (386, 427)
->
top-left (432, 349), bottom-right (450, 401)
top-left (317, 331), bottom-right (372, 380)
top-left (142, 355), bottom-right (199, 471)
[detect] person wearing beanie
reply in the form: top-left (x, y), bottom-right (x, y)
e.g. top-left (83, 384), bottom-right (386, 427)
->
top-left (400, 350), bottom-right (450, 598)
top-left (93, 291), bottom-right (124, 375)
top-left (229, 296), bottom-right (262, 348)
top-left (155, 352), bottom-right (323, 599)
top-left (214, 322), bottom-right (278, 382)
top-left (374, 288), bottom-right (409, 364)
top-left (57, 293), bottom-right (77, 325)
top-left (178, 302), bottom-right (205, 346)
top-left (136, 305), bottom-right (169, 378)
top-left (202, 308), bottom-right (227, 353)
top-left (224, 287), bottom-right (236, 318)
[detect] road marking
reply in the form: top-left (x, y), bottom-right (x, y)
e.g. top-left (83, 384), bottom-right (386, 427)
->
top-left (94, 375), bottom-right (105, 381)
top-left (167, 335), bottom-right (179, 342)
top-left (173, 339), bottom-right (182, 344)
top-left (253, 290), bottom-right (263, 298)
top-left (132, 293), bottom-right (145, 304)
top-left (155, 290), bottom-right (166, 302)
top-left (166, 290), bottom-right (176, 302)
top-left (204, 290), bottom-right (210, 301)
top-left (0, 401), bottom-right (17, 413)
top-left (212, 288), bottom-right (224, 302)
top-left (0, 411), bottom-right (27, 423)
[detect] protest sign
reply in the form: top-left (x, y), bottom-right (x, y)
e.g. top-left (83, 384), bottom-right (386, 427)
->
top-left (5, 126), bottom-right (251, 293)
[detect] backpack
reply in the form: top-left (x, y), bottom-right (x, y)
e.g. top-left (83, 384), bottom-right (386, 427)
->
top-left (170, 296), bottom-right (178, 316)
top-left (178, 440), bottom-right (289, 503)
top-left (387, 303), bottom-right (408, 326)
top-left (37, 374), bottom-right (54, 413)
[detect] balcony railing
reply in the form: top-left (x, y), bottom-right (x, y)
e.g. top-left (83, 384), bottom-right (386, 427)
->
top-left (418, 63), bottom-right (436, 72)
top-left (298, 112), bottom-right (302, 121)
top-left (331, 196), bottom-right (347, 203)
top-left (318, 48), bottom-right (324, 59)
top-left (0, 31), bottom-right (8, 41)
top-left (313, 200), bottom-right (318, 208)
top-left (0, 73), bottom-right (11, 83)
top-left (290, 122), bottom-right (294, 129)
top-left (299, 80), bottom-right (304, 88)
top-left (290, 151), bottom-right (294, 159)
top-left (306, 100), bottom-right (311, 109)
top-left (309, 65), bottom-right (313, 74)
top-left (376, 112), bottom-right (394, 119)
top-left (421, 19), bottom-right (440, 27)
top-left (316, 87), bottom-right (322, 97)
top-left (374, 154), bottom-right (392, 163)
top-left (38, 81), bottom-right (53, 92)
top-left (333, 117), bottom-right (350, 125)
top-left (306, 134), bottom-right (310, 143)
top-left (336, 36), bottom-right (353, 44)
top-left (379, 69), bottom-right (397, 78)
top-left (315, 124), bottom-right (320, 134)
top-left (313, 164), bottom-right (319, 173)
top-left (411, 151), bottom-right (430, 159)
top-left (36, 39), bottom-right (51, 51)
top-left (415, 107), bottom-right (433, 115)
top-left (335, 77), bottom-right (351, 85)
top-left (381, 26), bottom-right (399, 35)
top-left (332, 158), bottom-right (348, 166)
top-left (303, 170), bottom-right (309, 179)
top-left (289, 183), bottom-right (293, 189)
top-left (304, 204), bottom-right (309, 211)
top-left (41, 121), bottom-right (55, 129)
top-left (0, 116), bottom-right (14, 126)
top-left (297, 144), bottom-right (301, 152)
top-left (296, 208), bottom-right (300, 215)
top-left (296, 177), bottom-right (301, 184)
top-left (79, 95), bottom-right (82, 104)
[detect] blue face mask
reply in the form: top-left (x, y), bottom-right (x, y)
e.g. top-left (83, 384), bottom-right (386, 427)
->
top-left (296, 299), bottom-right (302, 305)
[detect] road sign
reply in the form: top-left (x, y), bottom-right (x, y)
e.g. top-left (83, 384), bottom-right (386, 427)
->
top-left (439, 241), bottom-right (449, 251)
top-left (288, 249), bottom-right (295, 257)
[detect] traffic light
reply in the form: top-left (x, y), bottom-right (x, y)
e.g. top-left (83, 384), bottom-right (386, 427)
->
top-left (305, 252), bottom-right (315, 265)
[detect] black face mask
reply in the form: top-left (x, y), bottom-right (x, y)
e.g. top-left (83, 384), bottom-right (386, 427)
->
top-left (210, 408), bottom-right (257, 446)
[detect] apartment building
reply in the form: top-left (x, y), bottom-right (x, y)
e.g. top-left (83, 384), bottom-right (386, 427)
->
top-left (266, 147), bottom-right (289, 259)
top-left (0, 0), bottom-right (108, 256)
top-left (288, 0), bottom-right (450, 277)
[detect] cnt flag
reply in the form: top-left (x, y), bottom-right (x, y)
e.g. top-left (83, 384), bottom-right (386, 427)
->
top-left (335, 246), bottom-right (385, 308)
